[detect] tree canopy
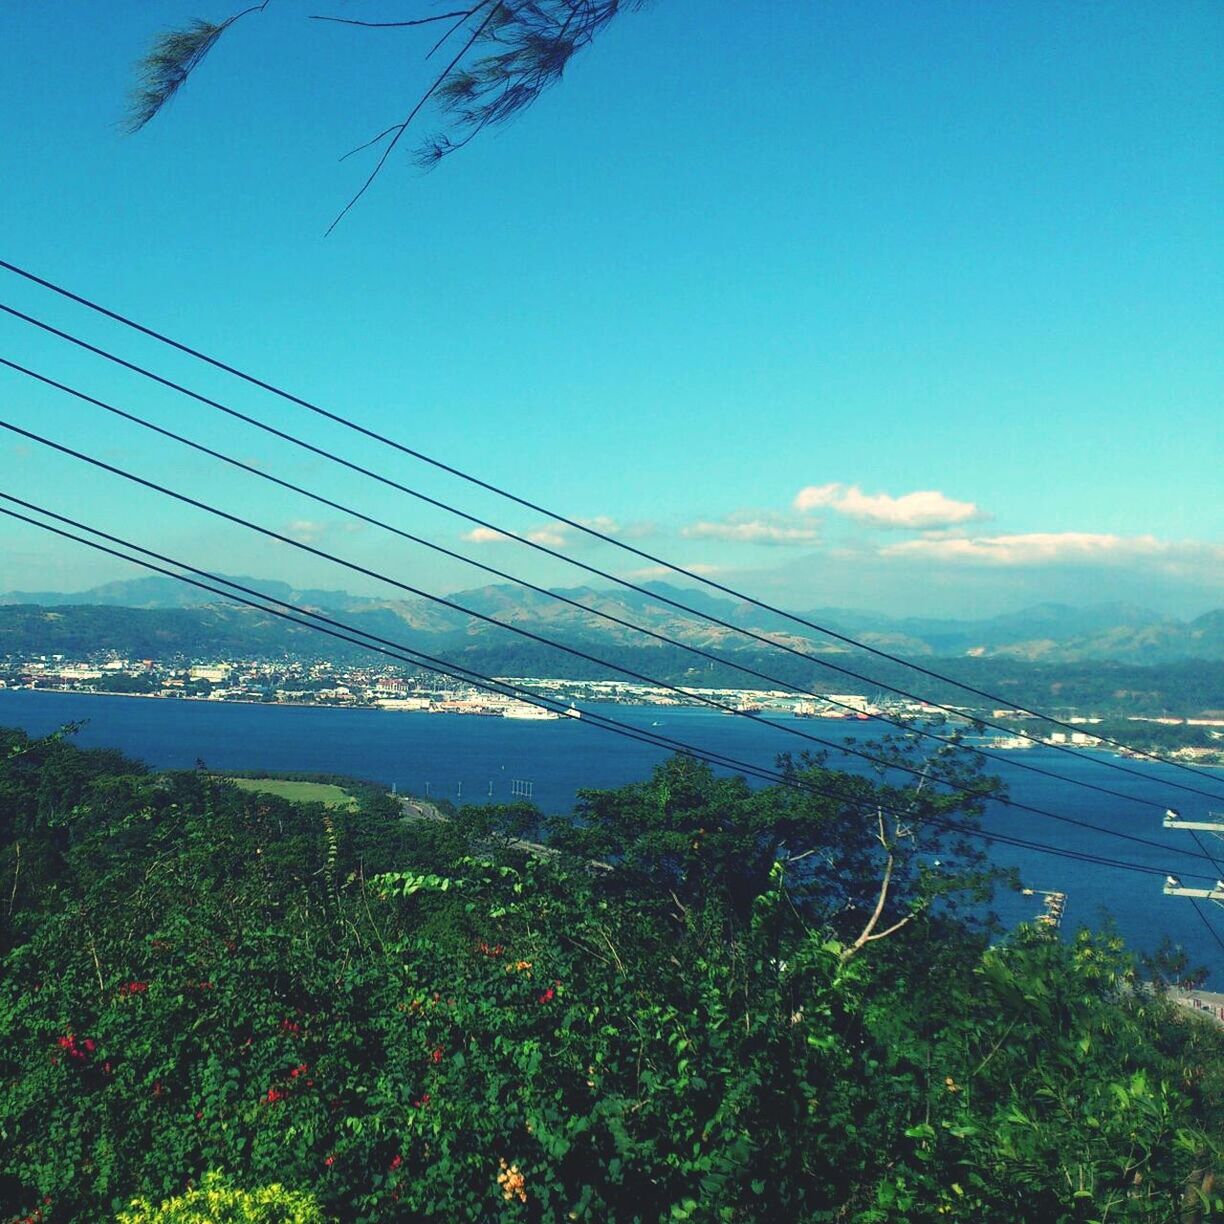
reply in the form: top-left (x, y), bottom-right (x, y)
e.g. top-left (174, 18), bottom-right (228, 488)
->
top-left (1, 725), bottom-right (1221, 1220)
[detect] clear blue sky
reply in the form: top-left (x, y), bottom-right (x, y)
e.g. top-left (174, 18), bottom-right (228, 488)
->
top-left (0, 1), bottom-right (1220, 617)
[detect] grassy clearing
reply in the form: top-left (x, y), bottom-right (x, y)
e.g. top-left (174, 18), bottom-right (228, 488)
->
top-left (224, 777), bottom-right (358, 810)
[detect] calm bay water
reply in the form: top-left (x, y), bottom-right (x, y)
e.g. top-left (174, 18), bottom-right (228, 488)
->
top-left (3, 688), bottom-right (1221, 976)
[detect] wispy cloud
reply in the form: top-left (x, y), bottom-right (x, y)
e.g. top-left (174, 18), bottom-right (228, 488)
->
top-left (880, 531), bottom-right (1224, 569)
top-left (625, 563), bottom-right (726, 581)
top-left (794, 483), bottom-right (985, 529)
top-left (526, 525), bottom-right (568, 548)
top-left (461, 526), bottom-right (510, 544)
top-left (578, 515), bottom-right (622, 536)
top-left (284, 519), bottom-right (329, 544)
top-left (463, 516), bottom-right (654, 550)
top-left (681, 513), bottom-right (820, 546)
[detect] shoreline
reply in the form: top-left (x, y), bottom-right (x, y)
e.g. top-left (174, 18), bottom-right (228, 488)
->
top-left (4, 685), bottom-right (1222, 768)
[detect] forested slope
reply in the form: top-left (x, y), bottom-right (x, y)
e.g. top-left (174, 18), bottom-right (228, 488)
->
top-left (1, 729), bottom-right (1221, 1222)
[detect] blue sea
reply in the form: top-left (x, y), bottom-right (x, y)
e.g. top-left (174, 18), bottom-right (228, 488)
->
top-left (2, 688), bottom-right (1222, 976)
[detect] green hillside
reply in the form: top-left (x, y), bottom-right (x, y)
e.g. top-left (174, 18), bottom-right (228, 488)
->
top-left (1, 727), bottom-right (1220, 1221)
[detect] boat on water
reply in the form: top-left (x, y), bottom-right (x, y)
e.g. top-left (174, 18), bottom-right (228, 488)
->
top-left (502, 703), bottom-right (562, 721)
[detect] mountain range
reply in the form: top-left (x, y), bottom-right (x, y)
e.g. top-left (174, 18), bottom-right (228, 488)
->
top-left (3, 575), bottom-right (1223, 666)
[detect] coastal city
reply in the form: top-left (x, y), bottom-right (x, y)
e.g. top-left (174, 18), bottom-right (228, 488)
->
top-left (8, 650), bottom-right (1221, 760)
top-left (1, 650), bottom-right (934, 718)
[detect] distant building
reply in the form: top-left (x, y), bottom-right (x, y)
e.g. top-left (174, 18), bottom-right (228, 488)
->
top-left (189, 666), bottom-right (229, 683)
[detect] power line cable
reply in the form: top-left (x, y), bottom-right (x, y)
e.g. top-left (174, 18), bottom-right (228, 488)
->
top-left (2, 310), bottom-right (1221, 805)
top-left (0, 508), bottom-right (796, 788)
top-left (1188, 830), bottom-right (1224, 880)
top-left (0, 353), bottom-right (1189, 818)
top-left (1189, 901), bottom-right (1224, 961)
top-left (1, 259), bottom-right (1219, 789)
top-left (0, 415), bottom-right (1021, 800)
top-left (0, 461), bottom-right (1212, 867)
top-left (1, 497), bottom-right (1215, 889)
top-left (1166, 827), bottom-right (1224, 964)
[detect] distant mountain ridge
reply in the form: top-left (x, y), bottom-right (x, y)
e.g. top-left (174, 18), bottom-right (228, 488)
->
top-left (2, 575), bottom-right (1222, 664)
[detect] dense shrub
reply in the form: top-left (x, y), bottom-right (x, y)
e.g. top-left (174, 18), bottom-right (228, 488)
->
top-left (0, 727), bottom-right (1220, 1221)
top-left (116, 1172), bottom-right (323, 1223)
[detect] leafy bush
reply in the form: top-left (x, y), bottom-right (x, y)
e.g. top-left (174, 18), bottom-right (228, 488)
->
top-left (0, 728), bottom-right (1220, 1222)
top-left (116, 1172), bottom-right (323, 1222)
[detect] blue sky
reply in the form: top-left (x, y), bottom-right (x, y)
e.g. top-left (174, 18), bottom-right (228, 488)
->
top-left (0, 1), bottom-right (1220, 618)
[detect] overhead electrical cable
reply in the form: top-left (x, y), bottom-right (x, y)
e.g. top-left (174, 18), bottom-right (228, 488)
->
top-left (0, 495), bottom-right (1215, 888)
top-left (1180, 830), bottom-right (1224, 959)
top-left (1189, 899), bottom-right (1224, 961)
top-left (0, 415), bottom-right (1024, 802)
top-left (1186, 828), bottom-right (1224, 883)
top-left (1, 314), bottom-right (1221, 807)
top-left (0, 353), bottom-right (1188, 817)
top-left (0, 443), bottom-right (1211, 866)
top-left (1, 259), bottom-right (1220, 789)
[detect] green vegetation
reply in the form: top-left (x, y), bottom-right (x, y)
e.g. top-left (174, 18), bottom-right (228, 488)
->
top-left (116, 1172), bottom-right (323, 1223)
top-left (222, 779), bottom-right (357, 812)
top-left (1, 726), bottom-right (1221, 1222)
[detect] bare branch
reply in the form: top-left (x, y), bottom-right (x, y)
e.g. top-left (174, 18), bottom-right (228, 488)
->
top-left (6, 841), bottom-right (19, 917)
top-left (840, 807), bottom-right (925, 962)
top-left (865, 910), bottom-right (919, 943)
top-left (325, 0), bottom-right (503, 236)
top-left (126, 0), bottom-right (643, 227)
top-left (339, 122), bottom-right (402, 164)
top-left (842, 851), bottom-right (895, 962)
top-left (427, 7), bottom-right (485, 59)
top-left (310, 12), bottom-right (475, 30)
top-left (596, 925), bottom-right (627, 974)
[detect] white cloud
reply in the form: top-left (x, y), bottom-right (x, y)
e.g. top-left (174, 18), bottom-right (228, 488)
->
top-left (461, 526), bottom-right (510, 544)
top-left (463, 516), bottom-right (652, 550)
top-left (625, 563), bottom-right (726, 581)
top-left (284, 519), bottom-right (327, 544)
top-left (794, 483), bottom-right (984, 529)
top-left (462, 523), bottom-right (566, 547)
top-left (578, 515), bottom-right (621, 536)
top-left (880, 531), bottom-right (1224, 568)
top-left (526, 525), bottom-right (569, 548)
top-left (681, 516), bottom-right (820, 546)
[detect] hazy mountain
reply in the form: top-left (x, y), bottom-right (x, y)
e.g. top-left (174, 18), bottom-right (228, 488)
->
top-left (2, 577), bottom-right (1221, 664)
top-left (0, 575), bottom-right (340, 612)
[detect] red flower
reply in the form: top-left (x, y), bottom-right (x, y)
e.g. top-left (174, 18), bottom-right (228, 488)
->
top-left (537, 986), bottom-right (556, 1005)
top-left (324, 1155), bottom-right (335, 1168)
top-left (431, 1046), bottom-right (444, 1064)
top-left (82, 1038), bottom-right (96, 1053)
top-left (389, 1154), bottom-right (403, 1171)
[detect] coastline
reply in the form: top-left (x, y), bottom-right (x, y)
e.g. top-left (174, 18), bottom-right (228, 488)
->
top-left (5, 685), bottom-right (1222, 767)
